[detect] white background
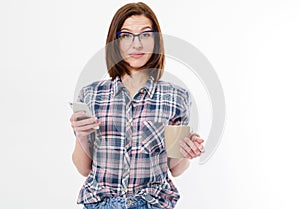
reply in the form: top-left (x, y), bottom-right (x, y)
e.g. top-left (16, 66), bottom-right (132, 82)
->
top-left (1, 0), bottom-right (300, 208)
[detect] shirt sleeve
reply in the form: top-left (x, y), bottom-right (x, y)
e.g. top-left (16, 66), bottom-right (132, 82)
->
top-left (169, 89), bottom-right (191, 126)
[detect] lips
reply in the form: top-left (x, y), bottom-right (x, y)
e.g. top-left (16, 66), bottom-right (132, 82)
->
top-left (129, 53), bottom-right (145, 58)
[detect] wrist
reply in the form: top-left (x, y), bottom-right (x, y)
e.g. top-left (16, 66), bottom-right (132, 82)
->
top-left (76, 135), bottom-right (89, 143)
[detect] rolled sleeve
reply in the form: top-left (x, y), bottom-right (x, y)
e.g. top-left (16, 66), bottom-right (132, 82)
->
top-left (169, 89), bottom-right (191, 126)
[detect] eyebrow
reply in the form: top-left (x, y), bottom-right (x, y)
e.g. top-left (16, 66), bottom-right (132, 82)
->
top-left (120, 26), bottom-right (152, 32)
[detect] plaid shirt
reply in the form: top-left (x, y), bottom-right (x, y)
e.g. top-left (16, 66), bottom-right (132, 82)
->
top-left (76, 76), bottom-right (191, 209)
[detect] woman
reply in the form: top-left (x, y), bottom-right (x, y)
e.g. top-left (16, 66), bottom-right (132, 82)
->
top-left (70, 2), bottom-right (205, 209)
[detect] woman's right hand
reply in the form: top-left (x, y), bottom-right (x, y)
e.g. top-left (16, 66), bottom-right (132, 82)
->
top-left (70, 111), bottom-right (100, 140)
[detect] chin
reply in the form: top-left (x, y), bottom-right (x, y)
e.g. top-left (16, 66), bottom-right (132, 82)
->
top-left (126, 59), bottom-right (148, 69)
top-left (129, 63), bottom-right (146, 69)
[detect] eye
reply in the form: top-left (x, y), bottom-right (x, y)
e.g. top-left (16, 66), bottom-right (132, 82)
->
top-left (119, 33), bottom-right (132, 40)
top-left (140, 32), bottom-right (152, 38)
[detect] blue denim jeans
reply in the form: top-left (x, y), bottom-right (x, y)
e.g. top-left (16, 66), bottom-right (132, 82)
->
top-left (83, 196), bottom-right (162, 209)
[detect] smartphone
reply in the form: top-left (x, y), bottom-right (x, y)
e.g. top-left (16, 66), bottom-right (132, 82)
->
top-left (69, 102), bottom-right (99, 129)
top-left (69, 101), bottom-right (92, 118)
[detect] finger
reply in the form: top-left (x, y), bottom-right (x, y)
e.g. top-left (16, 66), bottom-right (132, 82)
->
top-left (199, 145), bottom-right (205, 153)
top-left (70, 111), bottom-right (85, 123)
top-left (183, 137), bottom-right (201, 156)
top-left (73, 111), bottom-right (88, 121)
top-left (189, 133), bottom-right (200, 139)
top-left (70, 114), bottom-right (76, 123)
top-left (74, 121), bottom-right (100, 132)
top-left (70, 113), bottom-right (80, 129)
top-left (191, 135), bottom-right (204, 143)
top-left (193, 139), bottom-right (205, 153)
top-left (76, 129), bottom-right (96, 138)
top-left (180, 146), bottom-right (193, 159)
top-left (75, 117), bottom-right (98, 127)
top-left (179, 140), bottom-right (194, 159)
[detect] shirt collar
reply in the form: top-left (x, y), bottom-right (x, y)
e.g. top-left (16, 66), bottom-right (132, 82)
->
top-left (112, 76), bottom-right (124, 97)
top-left (112, 75), bottom-right (157, 98)
top-left (143, 75), bottom-right (156, 98)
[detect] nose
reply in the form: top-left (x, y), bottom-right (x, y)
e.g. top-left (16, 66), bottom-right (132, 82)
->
top-left (132, 36), bottom-right (143, 49)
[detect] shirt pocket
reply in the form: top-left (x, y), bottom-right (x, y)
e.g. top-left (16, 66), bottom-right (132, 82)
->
top-left (141, 120), bottom-right (166, 156)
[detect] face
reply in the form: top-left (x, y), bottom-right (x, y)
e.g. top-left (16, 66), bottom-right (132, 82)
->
top-left (118, 15), bottom-right (155, 69)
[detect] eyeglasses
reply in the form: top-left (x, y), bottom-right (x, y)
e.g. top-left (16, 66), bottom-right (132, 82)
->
top-left (116, 30), bottom-right (156, 46)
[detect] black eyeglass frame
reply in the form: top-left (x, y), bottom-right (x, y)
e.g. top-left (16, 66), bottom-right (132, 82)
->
top-left (116, 30), bottom-right (157, 42)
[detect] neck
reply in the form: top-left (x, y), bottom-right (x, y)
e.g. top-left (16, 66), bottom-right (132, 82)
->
top-left (121, 69), bottom-right (149, 88)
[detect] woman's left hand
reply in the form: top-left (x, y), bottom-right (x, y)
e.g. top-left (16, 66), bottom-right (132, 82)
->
top-left (179, 134), bottom-right (205, 159)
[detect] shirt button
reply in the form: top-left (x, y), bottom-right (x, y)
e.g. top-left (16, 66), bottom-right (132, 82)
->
top-left (140, 89), bottom-right (145, 93)
top-left (122, 188), bottom-right (127, 192)
top-left (126, 122), bottom-right (131, 127)
top-left (132, 103), bottom-right (136, 108)
top-left (127, 199), bottom-right (132, 205)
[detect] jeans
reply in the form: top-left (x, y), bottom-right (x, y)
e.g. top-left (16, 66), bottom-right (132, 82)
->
top-left (83, 196), bottom-right (162, 209)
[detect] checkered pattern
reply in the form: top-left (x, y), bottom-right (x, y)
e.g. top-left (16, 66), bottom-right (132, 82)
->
top-left (76, 75), bottom-right (191, 209)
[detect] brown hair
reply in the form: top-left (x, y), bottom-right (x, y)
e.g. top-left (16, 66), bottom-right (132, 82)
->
top-left (105, 2), bottom-right (165, 82)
